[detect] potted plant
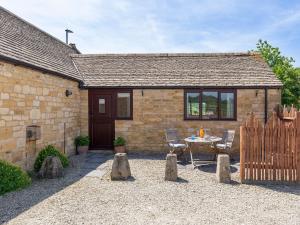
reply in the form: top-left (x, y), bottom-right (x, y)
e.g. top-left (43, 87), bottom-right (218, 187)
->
top-left (74, 136), bottom-right (90, 154)
top-left (114, 137), bottom-right (126, 153)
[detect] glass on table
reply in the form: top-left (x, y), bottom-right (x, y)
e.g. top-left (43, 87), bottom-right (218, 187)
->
top-left (204, 128), bottom-right (211, 139)
top-left (187, 128), bottom-right (196, 138)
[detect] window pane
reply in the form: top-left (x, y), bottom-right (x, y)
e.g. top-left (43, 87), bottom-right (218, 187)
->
top-left (99, 98), bottom-right (105, 113)
top-left (186, 93), bottom-right (200, 118)
top-left (220, 92), bottom-right (234, 119)
top-left (117, 93), bottom-right (131, 118)
top-left (202, 91), bottom-right (218, 119)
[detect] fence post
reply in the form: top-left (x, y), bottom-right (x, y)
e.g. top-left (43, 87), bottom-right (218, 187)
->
top-left (240, 126), bottom-right (245, 183)
top-left (297, 112), bottom-right (300, 183)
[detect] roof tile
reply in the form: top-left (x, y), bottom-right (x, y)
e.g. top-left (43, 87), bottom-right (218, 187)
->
top-left (0, 6), bottom-right (81, 80)
top-left (71, 53), bottom-right (283, 87)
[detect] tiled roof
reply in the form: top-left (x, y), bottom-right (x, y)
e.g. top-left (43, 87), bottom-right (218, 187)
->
top-left (0, 6), bottom-right (81, 81)
top-left (71, 53), bottom-right (283, 87)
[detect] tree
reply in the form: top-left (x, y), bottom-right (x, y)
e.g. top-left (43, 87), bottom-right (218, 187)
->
top-left (253, 40), bottom-right (300, 108)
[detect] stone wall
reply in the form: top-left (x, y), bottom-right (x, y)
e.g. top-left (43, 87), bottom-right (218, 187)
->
top-left (115, 89), bottom-right (281, 154)
top-left (0, 58), bottom-right (281, 169)
top-left (0, 60), bottom-right (81, 169)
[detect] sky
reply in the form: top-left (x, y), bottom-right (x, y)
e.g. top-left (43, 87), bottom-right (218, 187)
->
top-left (1, 0), bottom-right (300, 66)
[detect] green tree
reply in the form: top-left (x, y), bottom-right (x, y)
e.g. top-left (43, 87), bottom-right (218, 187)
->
top-left (254, 40), bottom-right (300, 108)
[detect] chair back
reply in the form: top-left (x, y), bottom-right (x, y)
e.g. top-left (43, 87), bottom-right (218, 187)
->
top-left (225, 130), bottom-right (235, 148)
top-left (204, 128), bottom-right (211, 138)
top-left (227, 130), bottom-right (235, 143)
top-left (165, 129), bottom-right (180, 143)
top-left (187, 128), bottom-right (195, 137)
top-left (221, 129), bottom-right (235, 144)
top-left (221, 130), bottom-right (228, 143)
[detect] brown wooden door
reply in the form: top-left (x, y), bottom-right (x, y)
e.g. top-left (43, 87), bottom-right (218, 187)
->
top-left (89, 91), bottom-right (114, 149)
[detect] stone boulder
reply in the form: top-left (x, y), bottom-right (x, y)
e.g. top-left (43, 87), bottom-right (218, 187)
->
top-left (216, 154), bottom-right (231, 183)
top-left (111, 153), bottom-right (131, 180)
top-left (165, 153), bottom-right (178, 181)
top-left (38, 156), bottom-right (63, 179)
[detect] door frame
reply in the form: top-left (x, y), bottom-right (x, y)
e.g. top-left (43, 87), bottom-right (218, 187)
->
top-left (88, 89), bottom-right (133, 150)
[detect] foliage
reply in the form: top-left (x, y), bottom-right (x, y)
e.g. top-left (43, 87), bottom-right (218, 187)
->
top-left (253, 40), bottom-right (300, 108)
top-left (74, 135), bottom-right (90, 146)
top-left (113, 137), bottom-right (126, 146)
top-left (34, 145), bottom-right (69, 172)
top-left (0, 160), bottom-right (31, 195)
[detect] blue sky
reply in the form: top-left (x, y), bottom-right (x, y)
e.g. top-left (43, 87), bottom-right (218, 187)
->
top-left (1, 0), bottom-right (300, 66)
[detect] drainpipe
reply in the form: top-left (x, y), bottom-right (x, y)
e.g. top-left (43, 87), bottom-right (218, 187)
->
top-left (63, 122), bottom-right (66, 154)
top-left (264, 87), bottom-right (268, 124)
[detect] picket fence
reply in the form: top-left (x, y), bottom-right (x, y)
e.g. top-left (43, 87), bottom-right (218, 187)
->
top-left (240, 106), bottom-right (300, 183)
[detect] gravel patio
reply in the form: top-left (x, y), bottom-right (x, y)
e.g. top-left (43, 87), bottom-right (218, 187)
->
top-left (0, 152), bottom-right (299, 225)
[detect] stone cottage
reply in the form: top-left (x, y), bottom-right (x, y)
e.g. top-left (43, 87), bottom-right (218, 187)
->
top-left (0, 6), bottom-right (282, 169)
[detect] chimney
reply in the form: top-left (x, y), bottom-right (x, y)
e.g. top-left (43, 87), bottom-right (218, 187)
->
top-left (69, 43), bottom-right (81, 54)
top-left (65, 29), bottom-right (73, 44)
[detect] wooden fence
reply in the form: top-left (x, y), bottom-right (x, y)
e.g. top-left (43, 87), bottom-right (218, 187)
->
top-left (240, 107), bottom-right (300, 183)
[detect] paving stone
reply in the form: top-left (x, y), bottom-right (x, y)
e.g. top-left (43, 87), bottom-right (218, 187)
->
top-left (82, 162), bottom-right (103, 170)
top-left (86, 158), bottom-right (107, 164)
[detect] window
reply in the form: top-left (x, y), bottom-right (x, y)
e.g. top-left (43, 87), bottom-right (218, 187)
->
top-left (202, 91), bottom-right (218, 119)
top-left (186, 92), bottom-right (200, 118)
top-left (220, 92), bottom-right (234, 119)
top-left (116, 92), bottom-right (132, 119)
top-left (184, 89), bottom-right (236, 120)
top-left (99, 98), bottom-right (105, 113)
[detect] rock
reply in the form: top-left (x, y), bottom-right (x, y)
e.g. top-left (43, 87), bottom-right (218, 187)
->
top-left (38, 156), bottom-right (63, 179)
top-left (111, 153), bottom-right (131, 180)
top-left (216, 154), bottom-right (231, 183)
top-left (165, 153), bottom-right (177, 181)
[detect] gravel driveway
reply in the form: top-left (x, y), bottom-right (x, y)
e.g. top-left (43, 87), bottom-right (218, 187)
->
top-left (0, 152), bottom-right (299, 225)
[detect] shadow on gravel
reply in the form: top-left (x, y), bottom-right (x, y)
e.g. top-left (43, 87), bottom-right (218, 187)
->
top-left (177, 177), bottom-right (189, 183)
top-left (111, 176), bottom-right (136, 182)
top-left (0, 151), bottom-right (113, 224)
top-left (127, 152), bottom-right (165, 160)
top-left (198, 164), bottom-right (238, 174)
top-left (245, 183), bottom-right (300, 196)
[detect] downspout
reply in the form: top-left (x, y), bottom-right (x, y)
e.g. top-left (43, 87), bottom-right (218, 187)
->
top-left (264, 87), bottom-right (268, 124)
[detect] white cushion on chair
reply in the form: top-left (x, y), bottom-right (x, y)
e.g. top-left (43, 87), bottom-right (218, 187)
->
top-left (216, 143), bottom-right (226, 149)
top-left (169, 143), bottom-right (186, 148)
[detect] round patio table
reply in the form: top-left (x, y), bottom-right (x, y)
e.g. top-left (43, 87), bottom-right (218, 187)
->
top-left (184, 136), bottom-right (222, 168)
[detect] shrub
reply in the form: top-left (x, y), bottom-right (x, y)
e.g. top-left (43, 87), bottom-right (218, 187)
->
top-left (34, 145), bottom-right (69, 172)
top-left (0, 160), bottom-right (31, 195)
top-left (74, 135), bottom-right (90, 146)
top-left (113, 137), bottom-right (126, 146)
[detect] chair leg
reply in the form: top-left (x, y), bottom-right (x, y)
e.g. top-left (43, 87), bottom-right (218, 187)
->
top-left (177, 148), bottom-right (184, 158)
top-left (213, 153), bottom-right (217, 161)
top-left (189, 149), bottom-right (196, 168)
top-left (184, 151), bottom-right (188, 163)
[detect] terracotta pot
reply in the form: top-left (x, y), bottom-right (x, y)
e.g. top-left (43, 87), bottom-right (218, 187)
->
top-left (114, 145), bottom-right (126, 153)
top-left (77, 145), bottom-right (89, 154)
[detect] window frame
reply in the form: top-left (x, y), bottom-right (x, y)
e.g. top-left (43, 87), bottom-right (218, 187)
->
top-left (115, 90), bottom-right (133, 120)
top-left (184, 89), bottom-right (237, 121)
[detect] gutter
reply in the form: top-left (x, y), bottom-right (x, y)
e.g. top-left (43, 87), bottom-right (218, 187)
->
top-left (79, 85), bottom-right (283, 90)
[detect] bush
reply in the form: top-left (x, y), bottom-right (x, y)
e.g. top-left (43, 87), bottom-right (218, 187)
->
top-left (113, 137), bottom-right (126, 146)
top-left (74, 135), bottom-right (90, 146)
top-left (34, 145), bottom-right (69, 172)
top-left (0, 160), bottom-right (31, 195)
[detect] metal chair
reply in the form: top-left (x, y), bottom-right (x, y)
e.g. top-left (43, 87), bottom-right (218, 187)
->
top-left (165, 129), bottom-right (188, 157)
top-left (215, 130), bottom-right (235, 154)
